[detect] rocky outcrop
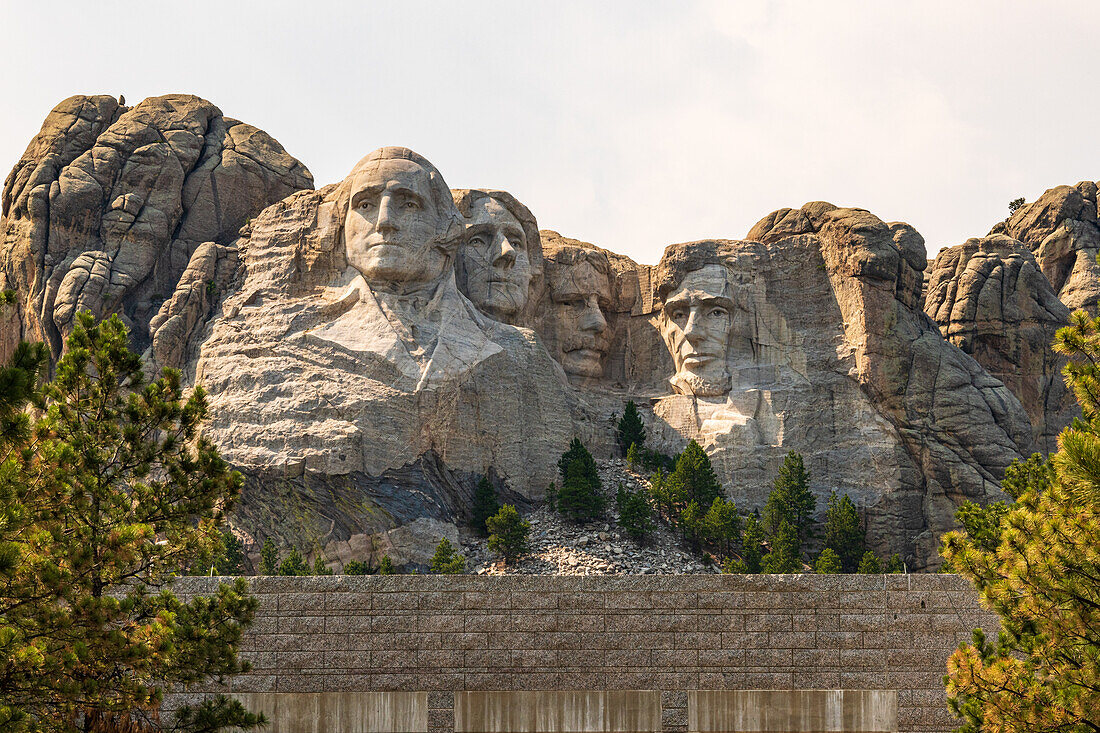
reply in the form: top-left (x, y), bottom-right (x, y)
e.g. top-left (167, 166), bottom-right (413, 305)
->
top-left (2, 100), bottom-right (1058, 571)
top-left (735, 204), bottom-right (1031, 564)
top-left (0, 94), bottom-right (312, 366)
top-left (925, 236), bottom-right (1074, 453)
top-left (998, 181), bottom-right (1100, 310)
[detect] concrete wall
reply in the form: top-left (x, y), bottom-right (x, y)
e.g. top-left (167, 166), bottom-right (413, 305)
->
top-left (167, 574), bottom-right (996, 733)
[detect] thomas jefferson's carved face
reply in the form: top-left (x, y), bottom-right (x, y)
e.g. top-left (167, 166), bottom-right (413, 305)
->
top-left (550, 258), bottom-right (611, 378)
top-left (461, 197), bottom-right (532, 321)
top-left (344, 158), bottom-right (450, 286)
top-left (660, 264), bottom-right (733, 397)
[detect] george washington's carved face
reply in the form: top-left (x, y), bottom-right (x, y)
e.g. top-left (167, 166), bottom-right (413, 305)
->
top-left (660, 264), bottom-right (733, 397)
top-left (344, 158), bottom-right (451, 287)
top-left (461, 196), bottom-right (533, 321)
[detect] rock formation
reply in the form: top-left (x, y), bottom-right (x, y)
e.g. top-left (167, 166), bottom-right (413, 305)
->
top-left (0, 94), bottom-right (313, 366)
top-left (625, 204), bottom-right (1028, 566)
top-left (925, 236), bottom-right (1074, 453)
top-left (3, 97), bottom-right (1076, 571)
top-left (997, 181), bottom-right (1100, 310)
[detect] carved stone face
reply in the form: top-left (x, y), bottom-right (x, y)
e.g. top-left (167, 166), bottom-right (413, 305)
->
top-left (344, 158), bottom-right (450, 287)
top-left (549, 258), bottom-right (611, 378)
top-left (660, 264), bottom-right (733, 396)
top-left (461, 197), bottom-right (532, 321)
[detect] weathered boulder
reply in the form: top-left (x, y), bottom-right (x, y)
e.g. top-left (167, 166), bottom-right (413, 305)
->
top-left (1000, 182), bottom-right (1100, 310)
top-left (925, 236), bottom-right (1074, 453)
top-left (0, 94), bottom-right (312, 366)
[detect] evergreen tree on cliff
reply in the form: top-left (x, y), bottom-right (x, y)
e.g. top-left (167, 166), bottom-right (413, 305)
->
top-left (668, 440), bottom-right (722, 508)
top-left (763, 451), bottom-right (815, 545)
top-left (556, 439), bottom-right (605, 522)
top-left (822, 491), bottom-right (864, 572)
top-left (470, 476), bottom-right (500, 537)
top-left (942, 309), bottom-right (1100, 732)
top-left (617, 400), bottom-right (646, 454)
top-left (0, 313), bottom-right (261, 732)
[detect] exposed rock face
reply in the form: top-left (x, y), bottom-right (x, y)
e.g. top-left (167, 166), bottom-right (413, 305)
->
top-left (734, 204), bottom-right (1031, 563)
top-left (925, 236), bottom-right (1074, 453)
top-left (0, 94), bottom-right (312, 366)
top-left (1000, 182), bottom-right (1100, 310)
top-left (195, 150), bottom-right (576, 568)
top-left (3, 99), bottom-right (1057, 571)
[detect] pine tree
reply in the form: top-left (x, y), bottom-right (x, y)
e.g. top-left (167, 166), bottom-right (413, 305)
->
top-left (617, 400), bottom-right (646, 454)
top-left (815, 548), bottom-right (842, 573)
top-left (626, 442), bottom-right (639, 469)
top-left (470, 476), bottom-right (500, 537)
top-left (558, 438), bottom-right (601, 489)
top-left (721, 557), bottom-right (748, 573)
top-left (378, 555), bottom-right (396, 575)
top-left (761, 519), bottom-right (802, 573)
top-left (704, 497), bottom-right (742, 557)
top-left (486, 504), bottom-right (530, 564)
top-left (680, 499), bottom-right (704, 546)
top-left (741, 514), bottom-right (765, 573)
top-left (615, 484), bottom-right (654, 541)
top-left (885, 553), bottom-right (904, 574)
top-left (668, 440), bottom-right (722, 508)
top-left (430, 537), bottom-right (466, 574)
top-left (312, 555), bottom-right (334, 576)
top-left (557, 456), bottom-right (605, 523)
top-left (940, 309), bottom-right (1100, 732)
top-left (763, 451), bottom-right (816, 544)
top-left (279, 546), bottom-right (309, 576)
top-left (856, 551), bottom-right (881, 574)
top-left (260, 538), bottom-right (278, 575)
top-left (0, 313), bottom-right (261, 731)
top-left (822, 490), bottom-right (864, 572)
top-left (344, 559), bottom-right (375, 576)
top-left (217, 530), bottom-right (246, 575)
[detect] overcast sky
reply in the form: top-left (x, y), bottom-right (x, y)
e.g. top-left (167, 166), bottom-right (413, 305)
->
top-left (2, 1), bottom-right (1098, 264)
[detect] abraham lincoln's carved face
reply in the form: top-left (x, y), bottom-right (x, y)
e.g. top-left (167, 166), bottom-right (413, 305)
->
top-left (660, 264), bottom-right (733, 397)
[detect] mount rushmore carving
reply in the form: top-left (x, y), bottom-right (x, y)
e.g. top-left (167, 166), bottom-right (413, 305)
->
top-left (2, 94), bottom-right (1094, 569)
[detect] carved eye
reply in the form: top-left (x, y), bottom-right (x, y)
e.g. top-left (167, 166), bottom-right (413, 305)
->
top-left (468, 236), bottom-right (486, 247)
top-left (357, 199), bottom-right (375, 210)
top-left (669, 308), bottom-right (687, 321)
top-left (709, 308), bottom-right (729, 319)
top-left (403, 200), bottom-right (420, 210)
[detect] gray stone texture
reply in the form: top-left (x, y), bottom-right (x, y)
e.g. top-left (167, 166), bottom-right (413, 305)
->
top-left (167, 574), bottom-right (998, 733)
top-left (924, 236), bottom-right (1075, 453)
top-left (0, 94), bottom-right (313, 367)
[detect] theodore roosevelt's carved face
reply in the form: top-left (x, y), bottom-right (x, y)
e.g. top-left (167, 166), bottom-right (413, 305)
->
top-left (461, 196), bottom-right (532, 321)
top-left (344, 158), bottom-right (450, 287)
top-left (660, 264), bottom-right (733, 397)
top-left (549, 256), bottom-right (611, 379)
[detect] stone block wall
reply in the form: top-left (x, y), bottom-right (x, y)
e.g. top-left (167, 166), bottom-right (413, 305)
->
top-left (168, 574), bottom-right (996, 733)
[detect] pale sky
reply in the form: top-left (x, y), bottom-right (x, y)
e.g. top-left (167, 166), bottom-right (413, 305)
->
top-left (2, 1), bottom-right (1098, 265)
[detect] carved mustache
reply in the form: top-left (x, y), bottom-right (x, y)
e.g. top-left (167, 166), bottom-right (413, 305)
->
top-left (563, 334), bottom-right (610, 354)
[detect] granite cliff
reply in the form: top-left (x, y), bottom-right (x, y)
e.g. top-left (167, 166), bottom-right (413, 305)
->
top-left (2, 96), bottom-right (1090, 571)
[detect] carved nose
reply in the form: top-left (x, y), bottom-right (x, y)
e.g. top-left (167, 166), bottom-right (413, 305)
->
top-left (494, 237), bottom-right (516, 269)
top-left (376, 196), bottom-right (397, 233)
top-left (580, 298), bottom-right (607, 334)
top-left (684, 311), bottom-right (704, 343)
